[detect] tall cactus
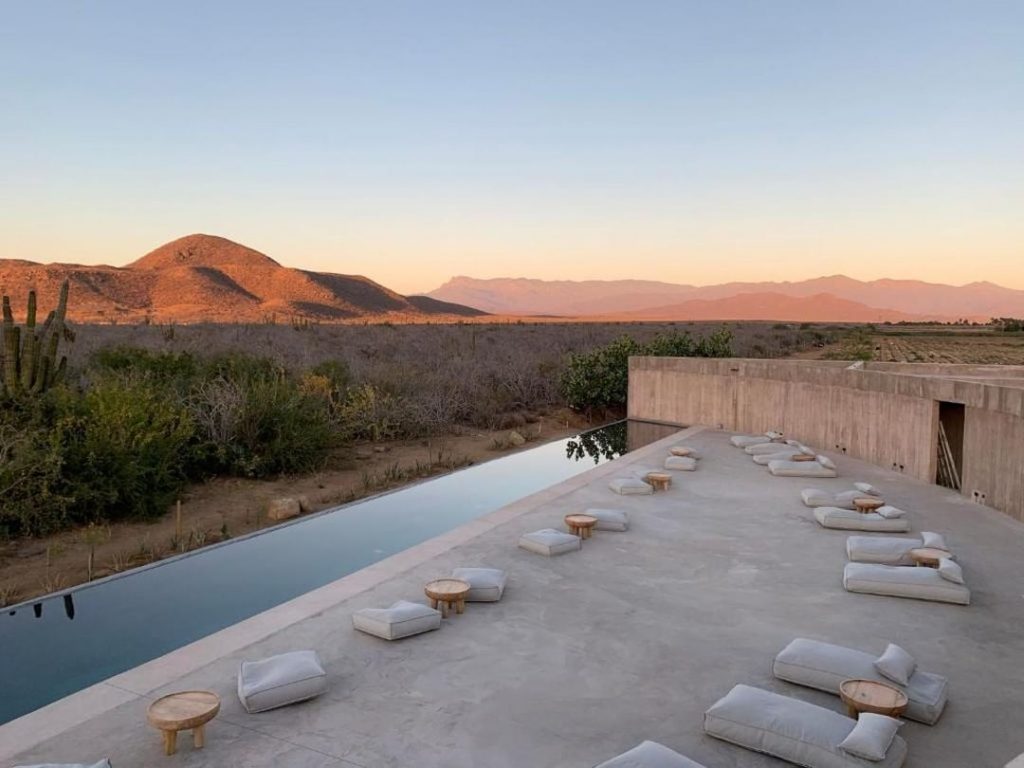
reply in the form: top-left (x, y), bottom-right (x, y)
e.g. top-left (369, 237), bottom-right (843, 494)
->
top-left (0, 281), bottom-right (71, 397)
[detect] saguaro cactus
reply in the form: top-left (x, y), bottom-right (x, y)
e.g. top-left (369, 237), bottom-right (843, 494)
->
top-left (0, 281), bottom-right (71, 397)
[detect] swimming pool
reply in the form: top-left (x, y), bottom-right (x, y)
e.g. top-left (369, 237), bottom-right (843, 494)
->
top-left (0, 420), bottom-right (679, 724)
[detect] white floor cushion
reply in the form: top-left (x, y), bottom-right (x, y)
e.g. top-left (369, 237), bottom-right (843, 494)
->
top-left (814, 507), bottom-right (910, 532)
top-left (451, 567), bottom-right (507, 601)
top-left (843, 563), bottom-right (971, 605)
top-left (609, 477), bottom-right (654, 495)
top-left (664, 456), bottom-right (697, 471)
top-left (237, 650), bottom-right (327, 713)
top-left (704, 684), bottom-right (907, 768)
top-left (584, 507), bottom-right (629, 531)
top-left (595, 740), bottom-right (707, 768)
top-left (519, 528), bottom-right (581, 556)
top-left (773, 637), bottom-right (948, 725)
top-left (352, 599), bottom-right (442, 640)
top-left (769, 459), bottom-right (837, 478)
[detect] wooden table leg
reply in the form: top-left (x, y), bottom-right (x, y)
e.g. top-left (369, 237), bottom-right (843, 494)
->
top-left (847, 705), bottom-right (858, 718)
top-left (429, 597), bottom-right (438, 609)
top-left (439, 600), bottom-right (449, 618)
top-left (162, 729), bottom-right (178, 756)
top-left (193, 723), bottom-right (205, 749)
top-left (583, 527), bottom-right (592, 539)
top-left (456, 598), bottom-right (465, 614)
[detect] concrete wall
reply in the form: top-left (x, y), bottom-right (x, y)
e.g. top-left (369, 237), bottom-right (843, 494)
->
top-left (628, 357), bottom-right (1024, 522)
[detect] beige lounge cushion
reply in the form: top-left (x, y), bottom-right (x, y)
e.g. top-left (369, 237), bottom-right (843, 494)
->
top-left (610, 477), bottom-right (654, 495)
top-left (730, 434), bottom-right (772, 448)
top-left (815, 507), bottom-right (910, 532)
top-left (237, 650), bottom-right (327, 713)
top-left (843, 563), bottom-right (970, 605)
top-left (664, 455), bottom-right (697, 471)
top-left (921, 531), bottom-right (949, 551)
top-left (451, 567), bottom-right (507, 601)
top-left (846, 536), bottom-right (923, 565)
top-left (877, 505), bottom-right (906, 520)
top-left (584, 507), bottom-right (629, 531)
top-left (595, 741), bottom-right (707, 767)
top-left (519, 528), bottom-right (581, 556)
top-left (352, 600), bottom-right (442, 640)
top-left (769, 459), bottom-right (837, 478)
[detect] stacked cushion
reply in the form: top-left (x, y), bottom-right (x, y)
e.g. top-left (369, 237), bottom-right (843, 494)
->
top-left (584, 507), bottom-right (629, 531)
top-left (352, 600), bottom-right (442, 640)
top-left (237, 650), bottom-right (327, 713)
top-left (846, 536), bottom-right (924, 565)
top-left (451, 567), bottom-right (507, 601)
top-left (518, 529), bottom-right (581, 556)
top-left (595, 741), bottom-right (707, 768)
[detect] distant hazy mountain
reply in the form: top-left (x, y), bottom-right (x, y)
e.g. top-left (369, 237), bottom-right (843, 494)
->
top-left (0, 234), bottom-right (486, 324)
top-left (426, 275), bottom-right (1024, 320)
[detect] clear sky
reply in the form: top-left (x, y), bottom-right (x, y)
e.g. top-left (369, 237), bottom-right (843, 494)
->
top-left (1, 1), bottom-right (1021, 294)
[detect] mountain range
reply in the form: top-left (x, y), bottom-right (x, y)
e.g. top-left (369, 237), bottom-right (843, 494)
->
top-left (426, 275), bottom-right (1024, 322)
top-left (0, 235), bottom-right (483, 323)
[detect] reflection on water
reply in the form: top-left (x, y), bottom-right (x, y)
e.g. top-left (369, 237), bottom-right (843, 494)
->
top-left (0, 419), bottom-right (681, 724)
top-left (565, 421), bottom-right (627, 463)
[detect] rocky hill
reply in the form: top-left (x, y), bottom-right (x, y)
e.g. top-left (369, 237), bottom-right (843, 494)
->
top-left (0, 235), bottom-right (486, 324)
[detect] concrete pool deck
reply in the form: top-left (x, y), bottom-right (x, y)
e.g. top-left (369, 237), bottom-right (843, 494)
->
top-left (5, 426), bottom-right (1024, 767)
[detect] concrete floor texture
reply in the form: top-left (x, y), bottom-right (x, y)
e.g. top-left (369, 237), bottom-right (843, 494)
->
top-left (6, 427), bottom-right (1024, 767)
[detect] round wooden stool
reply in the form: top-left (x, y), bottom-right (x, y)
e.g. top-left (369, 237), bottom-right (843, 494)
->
top-left (669, 446), bottom-right (693, 457)
top-left (910, 547), bottom-right (951, 567)
top-left (853, 497), bottom-right (885, 514)
top-left (147, 690), bottom-right (220, 756)
top-left (839, 679), bottom-right (908, 719)
top-left (565, 513), bottom-right (598, 539)
top-left (424, 578), bottom-right (471, 618)
top-left (645, 472), bottom-right (672, 491)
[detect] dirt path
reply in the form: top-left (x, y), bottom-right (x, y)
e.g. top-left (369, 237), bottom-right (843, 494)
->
top-left (0, 409), bottom-right (595, 607)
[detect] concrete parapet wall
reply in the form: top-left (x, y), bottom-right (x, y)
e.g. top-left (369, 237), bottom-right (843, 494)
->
top-left (628, 357), bottom-right (1024, 521)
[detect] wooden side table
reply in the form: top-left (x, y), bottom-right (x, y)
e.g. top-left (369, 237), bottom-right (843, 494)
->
top-left (147, 690), bottom-right (220, 756)
top-left (565, 513), bottom-right (598, 539)
top-left (669, 446), bottom-right (693, 457)
top-left (791, 454), bottom-right (817, 462)
top-left (910, 547), bottom-right (951, 567)
top-left (425, 578), bottom-right (470, 618)
top-left (853, 497), bottom-right (885, 514)
top-left (839, 679), bottom-right (908, 719)
top-left (645, 472), bottom-right (672, 491)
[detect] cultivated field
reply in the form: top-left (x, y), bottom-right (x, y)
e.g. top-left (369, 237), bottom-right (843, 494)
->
top-left (808, 325), bottom-right (1024, 365)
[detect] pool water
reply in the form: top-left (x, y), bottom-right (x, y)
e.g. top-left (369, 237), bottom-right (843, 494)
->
top-left (0, 420), bottom-right (679, 724)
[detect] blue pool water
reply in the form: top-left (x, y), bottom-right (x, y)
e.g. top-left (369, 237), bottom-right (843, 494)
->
top-left (0, 420), bottom-right (678, 724)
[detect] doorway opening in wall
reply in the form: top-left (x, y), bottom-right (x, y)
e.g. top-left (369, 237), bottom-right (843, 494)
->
top-left (936, 401), bottom-right (965, 490)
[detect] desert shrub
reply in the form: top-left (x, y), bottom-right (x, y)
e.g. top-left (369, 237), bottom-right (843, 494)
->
top-left (0, 397), bottom-right (73, 537)
top-left (339, 383), bottom-right (402, 441)
top-left (90, 347), bottom-right (199, 387)
top-left (188, 370), bottom-right (332, 478)
top-left (54, 377), bottom-right (196, 523)
top-left (560, 329), bottom-right (733, 413)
